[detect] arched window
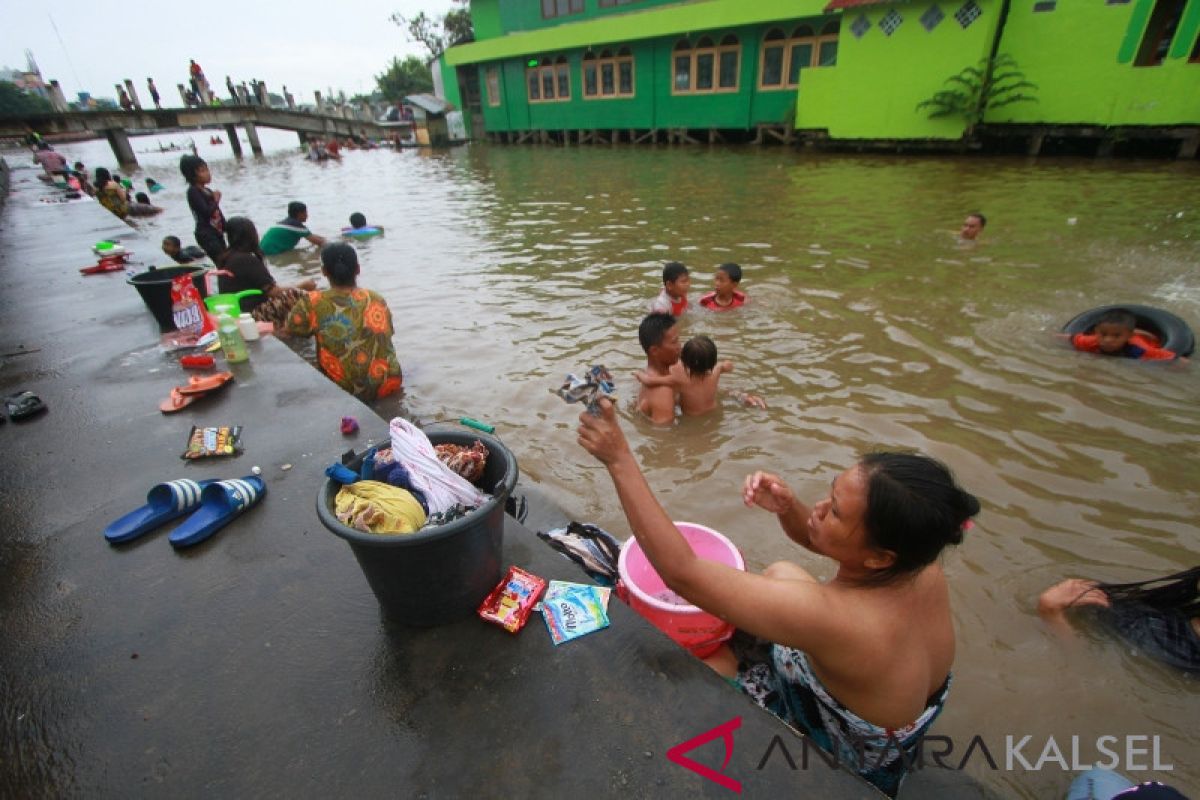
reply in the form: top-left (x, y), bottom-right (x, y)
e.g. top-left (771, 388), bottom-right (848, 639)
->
top-left (555, 55), bottom-right (570, 99)
top-left (674, 39), bottom-right (692, 91)
top-left (674, 32), bottom-right (741, 94)
top-left (527, 54), bottom-right (572, 103)
top-left (817, 21), bottom-right (839, 67)
top-left (762, 29), bottom-right (787, 86)
top-left (584, 44), bottom-right (636, 99)
top-left (759, 20), bottom-right (838, 90)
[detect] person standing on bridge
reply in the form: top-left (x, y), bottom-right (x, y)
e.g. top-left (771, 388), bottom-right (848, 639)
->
top-left (180, 155), bottom-right (227, 265)
top-left (147, 78), bottom-right (161, 109)
top-left (226, 75), bottom-right (238, 105)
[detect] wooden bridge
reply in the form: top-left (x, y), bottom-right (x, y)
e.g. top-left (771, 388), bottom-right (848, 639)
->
top-left (0, 106), bottom-right (409, 165)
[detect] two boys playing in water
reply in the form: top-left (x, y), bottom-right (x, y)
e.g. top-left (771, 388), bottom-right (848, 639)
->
top-left (638, 261), bottom-right (765, 424)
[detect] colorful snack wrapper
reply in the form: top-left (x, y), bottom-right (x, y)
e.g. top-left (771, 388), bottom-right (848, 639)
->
top-left (181, 425), bottom-right (243, 460)
top-left (478, 566), bottom-right (547, 633)
top-left (541, 580), bottom-right (612, 646)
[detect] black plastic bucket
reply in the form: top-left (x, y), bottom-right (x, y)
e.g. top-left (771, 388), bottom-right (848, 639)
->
top-left (126, 265), bottom-right (208, 332)
top-left (317, 429), bottom-right (519, 626)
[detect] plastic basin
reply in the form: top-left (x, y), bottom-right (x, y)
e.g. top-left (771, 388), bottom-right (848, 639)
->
top-left (317, 428), bottom-right (520, 626)
top-left (617, 522), bottom-right (744, 658)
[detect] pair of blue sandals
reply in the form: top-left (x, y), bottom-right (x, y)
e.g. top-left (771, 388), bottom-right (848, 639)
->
top-left (103, 476), bottom-right (266, 548)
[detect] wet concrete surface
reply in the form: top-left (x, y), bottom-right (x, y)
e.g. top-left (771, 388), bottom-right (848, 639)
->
top-left (0, 164), bottom-right (989, 798)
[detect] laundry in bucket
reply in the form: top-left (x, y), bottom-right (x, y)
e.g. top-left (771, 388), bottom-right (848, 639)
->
top-left (541, 581), bottom-right (612, 645)
top-left (478, 566), bottom-right (546, 633)
top-left (335, 480), bottom-right (427, 534)
top-left (552, 365), bottom-right (615, 415)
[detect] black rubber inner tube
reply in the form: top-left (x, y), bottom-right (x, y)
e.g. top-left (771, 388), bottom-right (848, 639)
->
top-left (1061, 304), bottom-right (1194, 358)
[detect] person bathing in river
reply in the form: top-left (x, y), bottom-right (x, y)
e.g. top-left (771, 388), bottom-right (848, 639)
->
top-left (285, 243), bottom-right (402, 402)
top-left (576, 402), bottom-right (977, 796)
top-left (260, 201), bottom-right (327, 256)
top-left (635, 334), bottom-right (765, 415)
top-left (698, 263), bottom-right (747, 311)
top-left (220, 217), bottom-right (317, 329)
top-left (1066, 308), bottom-right (1181, 361)
top-left (1038, 567), bottom-right (1200, 674)
top-left (636, 313), bottom-right (682, 425)
top-left (959, 212), bottom-right (986, 242)
top-left (162, 236), bottom-right (207, 264)
top-left (648, 261), bottom-right (690, 317)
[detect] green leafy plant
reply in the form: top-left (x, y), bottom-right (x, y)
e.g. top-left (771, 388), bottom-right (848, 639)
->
top-left (916, 54), bottom-right (1037, 137)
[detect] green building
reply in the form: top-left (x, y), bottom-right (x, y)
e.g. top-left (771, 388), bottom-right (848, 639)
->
top-left (442, 0), bottom-right (1200, 154)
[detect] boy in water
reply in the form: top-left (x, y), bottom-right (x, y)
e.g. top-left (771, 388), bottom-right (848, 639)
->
top-left (1069, 309), bottom-right (1179, 361)
top-left (260, 201), bottom-right (328, 255)
top-left (959, 212), bottom-right (986, 242)
top-left (636, 334), bottom-right (766, 416)
top-left (636, 313), bottom-right (682, 425)
top-left (698, 263), bottom-right (747, 311)
top-left (648, 261), bottom-right (690, 317)
top-left (162, 236), bottom-right (208, 264)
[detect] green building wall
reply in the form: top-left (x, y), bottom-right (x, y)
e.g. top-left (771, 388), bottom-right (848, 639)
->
top-left (451, 0), bottom-right (1200, 141)
top-left (457, 0), bottom-right (834, 134)
top-left (985, 0), bottom-right (1200, 127)
top-left (796, 2), bottom-right (1000, 140)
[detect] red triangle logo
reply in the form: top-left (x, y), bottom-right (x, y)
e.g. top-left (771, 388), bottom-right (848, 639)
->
top-left (666, 716), bottom-right (743, 793)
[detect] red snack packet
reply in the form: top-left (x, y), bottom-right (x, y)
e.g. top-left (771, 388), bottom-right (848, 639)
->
top-left (478, 566), bottom-right (547, 633)
top-left (170, 273), bottom-right (216, 337)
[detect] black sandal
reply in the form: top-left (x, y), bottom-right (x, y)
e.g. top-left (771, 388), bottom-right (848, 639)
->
top-left (5, 391), bottom-right (47, 421)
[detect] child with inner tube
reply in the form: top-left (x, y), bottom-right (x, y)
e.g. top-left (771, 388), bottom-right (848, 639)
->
top-left (1067, 309), bottom-right (1180, 361)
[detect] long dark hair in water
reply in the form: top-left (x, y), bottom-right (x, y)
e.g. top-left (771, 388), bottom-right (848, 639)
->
top-left (1083, 566), bottom-right (1200, 674)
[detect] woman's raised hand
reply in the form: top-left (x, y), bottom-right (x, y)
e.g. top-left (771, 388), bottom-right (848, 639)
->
top-left (577, 397), bottom-right (631, 466)
top-left (742, 471), bottom-right (796, 515)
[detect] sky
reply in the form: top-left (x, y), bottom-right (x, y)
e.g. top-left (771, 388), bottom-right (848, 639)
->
top-left (3, 0), bottom-right (459, 104)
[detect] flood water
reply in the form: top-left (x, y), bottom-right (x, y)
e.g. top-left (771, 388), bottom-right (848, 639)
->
top-left (46, 129), bottom-right (1200, 797)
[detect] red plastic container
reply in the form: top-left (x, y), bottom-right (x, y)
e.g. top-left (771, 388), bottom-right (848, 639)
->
top-left (617, 522), bottom-right (745, 658)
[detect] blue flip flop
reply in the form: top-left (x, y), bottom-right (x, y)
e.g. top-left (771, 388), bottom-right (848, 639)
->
top-left (104, 479), bottom-right (218, 544)
top-left (168, 476), bottom-right (266, 548)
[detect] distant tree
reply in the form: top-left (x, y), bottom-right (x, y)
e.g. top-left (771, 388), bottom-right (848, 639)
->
top-left (916, 54), bottom-right (1037, 140)
top-left (390, 0), bottom-right (474, 61)
top-left (0, 81), bottom-right (53, 115)
top-left (376, 56), bottom-right (434, 100)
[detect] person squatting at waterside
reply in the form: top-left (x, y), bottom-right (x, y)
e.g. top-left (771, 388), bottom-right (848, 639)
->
top-left (576, 401), bottom-right (978, 796)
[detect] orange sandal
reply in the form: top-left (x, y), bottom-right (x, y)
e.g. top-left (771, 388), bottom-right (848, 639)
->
top-left (176, 371), bottom-right (235, 396)
top-left (159, 387), bottom-right (199, 414)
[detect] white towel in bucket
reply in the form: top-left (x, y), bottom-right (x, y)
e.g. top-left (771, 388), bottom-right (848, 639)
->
top-left (388, 418), bottom-right (487, 514)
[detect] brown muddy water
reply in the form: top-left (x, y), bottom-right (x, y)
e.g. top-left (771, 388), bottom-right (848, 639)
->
top-left (35, 129), bottom-right (1200, 797)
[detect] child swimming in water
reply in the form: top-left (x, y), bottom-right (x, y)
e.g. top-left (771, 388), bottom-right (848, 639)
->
top-left (1068, 308), bottom-right (1179, 361)
top-left (342, 212), bottom-right (383, 236)
top-left (635, 334), bottom-right (765, 415)
top-left (698, 263), bottom-right (747, 311)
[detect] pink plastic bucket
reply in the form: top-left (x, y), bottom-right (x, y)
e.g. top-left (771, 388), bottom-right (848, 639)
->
top-left (617, 521), bottom-right (745, 658)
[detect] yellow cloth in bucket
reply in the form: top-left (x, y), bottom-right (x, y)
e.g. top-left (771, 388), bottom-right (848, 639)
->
top-left (335, 480), bottom-right (427, 534)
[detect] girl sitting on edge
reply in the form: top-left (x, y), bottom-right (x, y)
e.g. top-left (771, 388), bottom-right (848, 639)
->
top-left (285, 243), bottom-right (402, 402)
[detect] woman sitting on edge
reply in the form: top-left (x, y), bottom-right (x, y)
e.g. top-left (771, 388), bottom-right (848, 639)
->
top-left (577, 399), bottom-right (978, 797)
top-left (219, 217), bottom-right (316, 329)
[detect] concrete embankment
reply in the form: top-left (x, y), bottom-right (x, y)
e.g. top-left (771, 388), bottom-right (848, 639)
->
top-left (0, 161), bottom-right (986, 798)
